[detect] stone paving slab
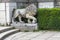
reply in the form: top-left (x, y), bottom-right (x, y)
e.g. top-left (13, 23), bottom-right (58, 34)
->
top-left (52, 32), bottom-right (60, 37)
top-left (31, 31), bottom-right (57, 40)
top-left (48, 37), bottom-right (60, 40)
top-left (47, 32), bottom-right (60, 40)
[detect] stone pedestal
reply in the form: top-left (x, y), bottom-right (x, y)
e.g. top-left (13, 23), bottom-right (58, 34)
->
top-left (11, 22), bottom-right (38, 31)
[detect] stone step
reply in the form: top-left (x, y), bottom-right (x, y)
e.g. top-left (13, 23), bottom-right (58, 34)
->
top-left (0, 27), bottom-right (12, 30)
top-left (0, 29), bottom-right (20, 40)
top-left (0, 27), bottom-right (14, 33)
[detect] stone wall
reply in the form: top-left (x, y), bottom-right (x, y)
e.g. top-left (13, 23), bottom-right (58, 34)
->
top-left (0, 3), bottom-right (6, 25)
top-left (38, 2), bottom-right (54, 8)
top-left (0, 3), bottom-right (17, 25)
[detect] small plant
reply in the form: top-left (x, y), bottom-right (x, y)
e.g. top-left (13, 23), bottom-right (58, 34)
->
top-left (33, 29), bottom-right (39, 32)
top-left (24, 30), bottom-right (29, 32)
top-left (12, 27), bottom-right (15, 29)
top-left (1, 24), bottom-right (4, 26)
top-left (19, 30), bottom-right (21, 32)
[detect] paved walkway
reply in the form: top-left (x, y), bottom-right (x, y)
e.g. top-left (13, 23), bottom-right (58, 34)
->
top-left (0, 27), bottom-right (60, 40)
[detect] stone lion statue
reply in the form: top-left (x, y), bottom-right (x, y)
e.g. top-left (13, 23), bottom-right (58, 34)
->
top-left (12, 4), bottom-right (37, 23)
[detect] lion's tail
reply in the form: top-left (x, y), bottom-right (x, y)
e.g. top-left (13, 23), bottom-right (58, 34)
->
top-left (12, 8), bottom-right (16, 17)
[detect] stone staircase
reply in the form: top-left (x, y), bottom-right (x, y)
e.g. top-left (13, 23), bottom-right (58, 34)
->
top-left (0, 27), bottom-right (20, 40)
top-left (0, 27), bottom-right (56, 40)
top-left (0, 25), bottom-right (38, 40)
top-left (0, 27), bottom-right (41, 40)
top-left (0, 27), bottom-right (15, 33)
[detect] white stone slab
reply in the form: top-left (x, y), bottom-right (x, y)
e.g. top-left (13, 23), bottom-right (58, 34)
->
top-left (48, 37), bottom-right (60, 40)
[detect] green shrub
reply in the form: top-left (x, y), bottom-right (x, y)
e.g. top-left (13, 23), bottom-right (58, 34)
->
top-left (24, 30), bottom-right (29, 32)
top-left (37, 8), bottom-right (60, 30)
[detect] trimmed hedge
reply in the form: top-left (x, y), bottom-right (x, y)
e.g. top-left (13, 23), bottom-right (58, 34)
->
top-left (37, 8), bottom-right (60, 30)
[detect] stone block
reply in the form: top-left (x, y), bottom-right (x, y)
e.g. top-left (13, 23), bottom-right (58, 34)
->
top-left (11, 22), bottom-right (38, 31)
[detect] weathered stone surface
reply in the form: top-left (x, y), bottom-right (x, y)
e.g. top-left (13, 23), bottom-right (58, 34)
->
top-left (11, 22), bottom-right (37, 31)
